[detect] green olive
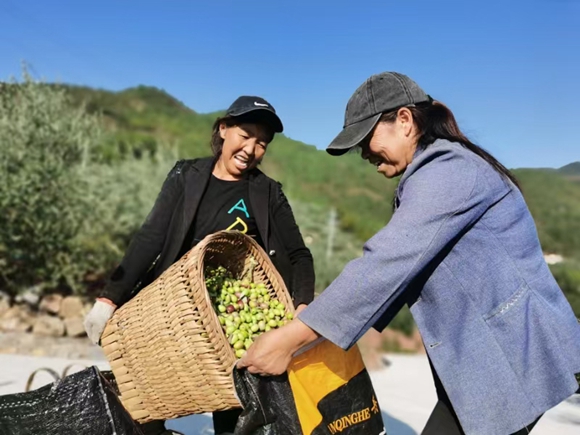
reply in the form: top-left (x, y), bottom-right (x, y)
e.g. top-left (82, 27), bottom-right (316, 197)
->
top-left (207, 266), bottom-right (291, 354)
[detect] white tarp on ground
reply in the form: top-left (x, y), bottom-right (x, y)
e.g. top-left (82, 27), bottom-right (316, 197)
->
top-left (0, 354), bottom-right (578, 435)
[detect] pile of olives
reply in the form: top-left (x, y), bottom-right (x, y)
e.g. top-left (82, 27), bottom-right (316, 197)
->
top-left (205, 265), bottom-right (293, 358)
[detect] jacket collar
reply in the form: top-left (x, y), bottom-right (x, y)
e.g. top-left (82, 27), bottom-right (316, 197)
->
top-left (190, 156), bottom-right (215, 173)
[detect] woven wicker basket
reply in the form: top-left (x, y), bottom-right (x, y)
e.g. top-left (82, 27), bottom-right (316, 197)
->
top-left (100, 230), bottom-right (294, 423)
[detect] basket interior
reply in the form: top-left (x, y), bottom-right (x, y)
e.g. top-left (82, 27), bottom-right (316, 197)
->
top-left (201, 236), bottom-right (279, 296)
top-left (202, 240), bottom-right (247, 281)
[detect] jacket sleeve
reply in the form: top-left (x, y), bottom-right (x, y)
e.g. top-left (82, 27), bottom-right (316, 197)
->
top-left (298, 147), bottom-right (511, 350)
top-left (99, 160), bottom-right (186, 306)
top-left (272, 182), bottom-right (316, 307)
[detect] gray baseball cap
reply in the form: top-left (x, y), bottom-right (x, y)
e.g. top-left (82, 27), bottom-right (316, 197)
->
top-left (326, 72), bottom-right (431, 156)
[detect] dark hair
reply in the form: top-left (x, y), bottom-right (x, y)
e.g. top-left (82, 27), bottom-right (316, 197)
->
top-left (380, 101), bottom-right (520, 189)
top-left (210, 114), bottom-right (275, 157)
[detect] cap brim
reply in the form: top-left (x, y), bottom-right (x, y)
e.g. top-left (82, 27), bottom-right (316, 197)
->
top-left (228, 108), bottom-right (283, 133)
top-left (326, 114), bottom-right (381, 156)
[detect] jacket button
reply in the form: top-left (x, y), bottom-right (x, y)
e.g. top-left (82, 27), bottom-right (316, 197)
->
top-left (269, 250), bottom-right (276, 256)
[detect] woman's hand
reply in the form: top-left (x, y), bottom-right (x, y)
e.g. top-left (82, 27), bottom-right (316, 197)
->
top-left (295, 304), bottom-right (308, 315)
top-left (237, 318), bottom-right (319, 375)
top-left (84, 298), bottom-right (117, 345)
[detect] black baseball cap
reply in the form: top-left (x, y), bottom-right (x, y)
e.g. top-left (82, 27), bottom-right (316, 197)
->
top-left (326, 72), bottom-right (432, 156)
top-left (226, 96), bottom-right (284, 133)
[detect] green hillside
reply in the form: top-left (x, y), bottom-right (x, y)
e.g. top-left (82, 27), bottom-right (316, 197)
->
top-left (513, 169), bottom-right (580, 258)
top-left (64, 84), bottom-right (580, 259)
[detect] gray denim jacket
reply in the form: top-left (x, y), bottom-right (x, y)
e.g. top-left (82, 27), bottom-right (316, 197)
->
top-left (299, 139), bottom-right (580, 435)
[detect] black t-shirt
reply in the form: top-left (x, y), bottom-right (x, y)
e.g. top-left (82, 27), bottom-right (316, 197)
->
top-left (181, 175), bottom-right (263, 253)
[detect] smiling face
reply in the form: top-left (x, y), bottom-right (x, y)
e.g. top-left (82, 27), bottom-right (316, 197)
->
top-left (360, 107), bottom-right (418, 178)
top-left (213, 122), bottom-right (272, 180)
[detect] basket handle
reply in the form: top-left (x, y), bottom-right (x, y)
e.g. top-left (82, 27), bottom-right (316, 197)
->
top-left (25, 367), bottom-right (61, 392)
top-left (61, 363), bottom-right (88, 378)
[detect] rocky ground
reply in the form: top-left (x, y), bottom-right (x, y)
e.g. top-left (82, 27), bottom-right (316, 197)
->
top-left (0, 331), bottom-right (105, 360)
top-left (0, 292), bottom-right (90, 338)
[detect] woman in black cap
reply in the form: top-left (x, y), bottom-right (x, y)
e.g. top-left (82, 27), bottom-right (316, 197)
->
top-left (84, 95), bottom-right (315, 435)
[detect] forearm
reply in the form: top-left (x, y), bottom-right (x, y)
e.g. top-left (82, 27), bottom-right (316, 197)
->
top-left (286, 318), bottom-right (321, 355)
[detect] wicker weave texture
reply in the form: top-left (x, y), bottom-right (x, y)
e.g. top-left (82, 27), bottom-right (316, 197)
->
top-left (101, 231), bottom-right (294, 423)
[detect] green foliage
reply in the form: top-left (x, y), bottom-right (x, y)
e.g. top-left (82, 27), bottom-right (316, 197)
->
top-left (0, 69), bottom-right (101, 293)
top-left (388, 306), bottom-right (416, 337)
top-left (77, 152), bottom-right (176, 280)
top-left (0, 70), bottom-right (176, 296)
top-left (550, 261), bottom-right (580, 317)
top-left (514, 169), bottom-right (580, 258)
top-left (289, 201), bottom-right (363, 294)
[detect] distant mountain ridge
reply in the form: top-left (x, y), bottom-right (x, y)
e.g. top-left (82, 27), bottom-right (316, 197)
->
top-left (559, 161), bottom-right (580, 176)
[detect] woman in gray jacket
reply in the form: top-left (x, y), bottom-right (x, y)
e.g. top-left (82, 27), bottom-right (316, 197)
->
top-left (238, 72), bottom-right (580, 435)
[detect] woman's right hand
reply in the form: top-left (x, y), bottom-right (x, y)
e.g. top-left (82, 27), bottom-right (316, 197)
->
top-left (83, 298), bottom-right (117, 345)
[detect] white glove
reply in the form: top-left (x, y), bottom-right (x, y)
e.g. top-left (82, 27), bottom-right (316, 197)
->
top-left (84, 300), bottom-right (116, 345)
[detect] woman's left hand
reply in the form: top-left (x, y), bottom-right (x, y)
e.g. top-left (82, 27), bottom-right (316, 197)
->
top-left (237, 319), bottom-right (319, 375)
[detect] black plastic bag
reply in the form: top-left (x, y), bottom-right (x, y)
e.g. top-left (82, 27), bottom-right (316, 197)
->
top-left (233, 370), bottom-right (302, 435)
top-left (233, 340), bottom-right (386, 435)
top-left (0, 366), bottom-right (142, 435)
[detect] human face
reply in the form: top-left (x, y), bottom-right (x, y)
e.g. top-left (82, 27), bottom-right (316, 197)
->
top-left (215, 123), bottom-right (271, 180)
top-left (360, 108), bottom-right (417, 178)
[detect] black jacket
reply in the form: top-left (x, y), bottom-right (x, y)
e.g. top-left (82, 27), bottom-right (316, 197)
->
top-left (100, 157), bottom-right (315, 308)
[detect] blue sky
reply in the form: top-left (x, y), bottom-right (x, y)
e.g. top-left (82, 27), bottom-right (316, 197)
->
top-left (0, 0), bottom-right (578, 168)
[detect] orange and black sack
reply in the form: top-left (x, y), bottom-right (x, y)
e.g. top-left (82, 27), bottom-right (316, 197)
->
top-left (233, 340), bottom-right (386, 435)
